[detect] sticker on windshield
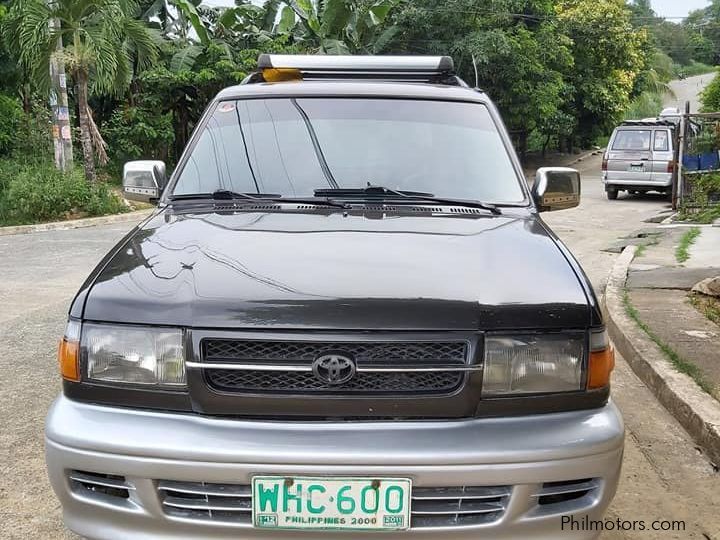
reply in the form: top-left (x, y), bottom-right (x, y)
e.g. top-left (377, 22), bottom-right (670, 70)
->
top-left (217, 102), bottom-right (236, 113)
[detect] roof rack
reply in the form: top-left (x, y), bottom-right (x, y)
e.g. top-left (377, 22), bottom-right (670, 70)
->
top-left (621, 119), bottom-right (676, 127)
top-left (245, 54), bottom-right (465, 86)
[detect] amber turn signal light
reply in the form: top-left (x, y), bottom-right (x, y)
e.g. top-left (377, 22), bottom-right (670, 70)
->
top-left (262, 68), bottom-right (303, 83)
top-left (587, 345), bottom-right (615, 390)
top-left (58, 320), bottom-right (81, 382)
top-left (58, 339), bottom-right (80, 382)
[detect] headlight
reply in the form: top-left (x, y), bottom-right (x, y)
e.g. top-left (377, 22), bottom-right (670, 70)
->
top-left (482, 333), bottom-right (584, 396)
top-left (82, 323), bottom-right (186, 387)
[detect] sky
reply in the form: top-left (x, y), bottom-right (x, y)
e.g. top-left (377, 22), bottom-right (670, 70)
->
top-left (652, 0), bottom-right (709, 18)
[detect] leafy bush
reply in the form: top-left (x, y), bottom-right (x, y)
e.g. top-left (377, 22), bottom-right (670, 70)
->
top-left (14, 101), bottom-right (53, 161)
top-left (0, 94), bottom-right (22, 155)
top-left (103, 105), bottom-right (175, 178)
top-left (679, 171), bottom-right (720, 224)
top-left (0, 159), bottom-right (127, 225)
top-left (623, 91), bottom-right (663, 121)
top-left (700, 70), bottom-right (720, 112)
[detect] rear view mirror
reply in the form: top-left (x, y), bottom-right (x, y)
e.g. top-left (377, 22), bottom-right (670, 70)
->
top-left (122, 160), bottom-right (167, 203)
top-left (532, 167), bottom-right (581, 212)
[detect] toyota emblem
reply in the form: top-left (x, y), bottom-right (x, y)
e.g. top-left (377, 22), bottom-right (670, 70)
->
top-left (312, 353), bottom-right (356, 385)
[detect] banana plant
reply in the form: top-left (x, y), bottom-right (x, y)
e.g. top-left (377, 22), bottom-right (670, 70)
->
top-left (280, 0), bottom-right (400, 54)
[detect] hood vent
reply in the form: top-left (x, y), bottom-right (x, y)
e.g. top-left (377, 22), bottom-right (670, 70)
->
top-left (449, 207), bottom-right (484, 214)
top-left (202, 202), bottom-right (487, 215)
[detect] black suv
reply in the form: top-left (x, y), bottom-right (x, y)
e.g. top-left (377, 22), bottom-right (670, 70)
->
top-left (47, 55), bottom-right (623, 540)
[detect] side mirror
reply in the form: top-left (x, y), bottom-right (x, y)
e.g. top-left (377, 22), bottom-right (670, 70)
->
top-left (122, 160), bottom-right (167, 203)
top-left (532, 167), bottom-right (581, 212)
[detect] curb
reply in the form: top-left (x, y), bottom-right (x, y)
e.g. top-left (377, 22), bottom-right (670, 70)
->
top-left (0, 209), bottom-right (153, 237)
top-left (565, 148), bottom-right (604, 167)
top-left (523, 148), bottom-right (603, 180)
top-left (603, 245), bottom-right (720, 466)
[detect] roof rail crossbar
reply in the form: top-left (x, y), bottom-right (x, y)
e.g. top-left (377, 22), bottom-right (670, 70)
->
top-left (249, 54), bottom-right (462, 86)
top-left (621, 120), bottom-right (676, 127)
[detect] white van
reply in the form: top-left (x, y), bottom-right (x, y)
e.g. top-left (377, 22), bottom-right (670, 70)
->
top-left (602, 120), bottom-right (675, 200)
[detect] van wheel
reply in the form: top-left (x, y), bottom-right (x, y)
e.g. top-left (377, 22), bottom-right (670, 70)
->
top-left (607, 188), bottom-right (619, 200)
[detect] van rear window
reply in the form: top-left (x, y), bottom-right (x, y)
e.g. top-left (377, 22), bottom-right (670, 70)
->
top-left (612, 130), bottom-right (651, 151)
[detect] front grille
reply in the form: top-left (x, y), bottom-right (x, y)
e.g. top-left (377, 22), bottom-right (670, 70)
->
top-left (208, 369), bottom-right (463, 394)
top-left (204, 340), bottom-right (467, 364)
top-left (157, 481), bottom-right (511, 528)
top-left (158, 480), bottom-right (252, 524)
top-left (201, 339), bottom-right (470, 396)
top-left (411, 485), bottom-right (511, 528)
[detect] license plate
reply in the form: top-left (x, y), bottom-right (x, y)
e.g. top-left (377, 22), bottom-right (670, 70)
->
top-left (630, 164), bottom-right (644, 171)
top-left (252, 476), bottom-right (412, 531)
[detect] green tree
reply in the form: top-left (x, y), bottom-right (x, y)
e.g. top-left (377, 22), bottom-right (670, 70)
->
top-left (392, 0), bottom-right (573, 158)
top-left (683, 4), bottom-right (720, 66)
top-left (6, 0), bottom-right (158, 182)
top-left (556, 0), bottom-right (646, 147)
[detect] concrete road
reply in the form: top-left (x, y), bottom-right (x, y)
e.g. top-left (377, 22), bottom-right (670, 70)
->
top-left (542, 155), bottom-right (720, 540)
top-left (1, 165), bottom-right (719, 539)
top-left (667, 72), bottom-right (716, 113)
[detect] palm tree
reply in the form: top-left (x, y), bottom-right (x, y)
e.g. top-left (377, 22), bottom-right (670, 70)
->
top-left (7, 0), bottom-right (158, 182)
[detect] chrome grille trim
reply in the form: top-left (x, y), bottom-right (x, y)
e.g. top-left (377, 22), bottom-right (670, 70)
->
top-left (70, 471), bottom-right (135, 491)
top-left (532, 478), bottom-right (600, 498)
top-left (158, 480), bottom-right (250, 497)
top-left (412, 486), bottom-right (511, 500)
top-left (163, 496), bottom-right (252, 512)
top-left (187, 361), bottom-right (482, 373)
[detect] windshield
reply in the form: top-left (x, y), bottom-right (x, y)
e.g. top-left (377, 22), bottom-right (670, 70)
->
top-left (171, 98), bottom-right (525, 203)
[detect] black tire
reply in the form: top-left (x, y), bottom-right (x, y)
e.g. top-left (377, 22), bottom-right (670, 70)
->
top-left (607, 188), bottom-right (619, 200)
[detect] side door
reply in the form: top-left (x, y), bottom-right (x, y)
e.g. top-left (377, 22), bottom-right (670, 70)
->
top-left (605, 129), bottom-right (653, 182)
top-left (650, 129), bottom-right (673, 185)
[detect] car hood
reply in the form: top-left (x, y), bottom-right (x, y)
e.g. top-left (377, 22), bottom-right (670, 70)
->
top-left (81, 209), bottom-right (591, 330)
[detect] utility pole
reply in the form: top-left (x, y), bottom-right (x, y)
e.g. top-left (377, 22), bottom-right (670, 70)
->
top-left (49, 17), bottom-right (73, 171)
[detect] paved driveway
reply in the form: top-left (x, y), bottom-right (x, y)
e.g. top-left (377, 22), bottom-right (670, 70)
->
top-left (0, 224), bottom-right (136, 539)
top-left (2, 156), bottom-right (720, 539)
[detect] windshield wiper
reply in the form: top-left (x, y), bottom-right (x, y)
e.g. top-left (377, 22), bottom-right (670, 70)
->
top-left (170, 189), bottom-right (281, 201)
top-left (314, 185), bottom-right (502, 215)
top-left (170, 190), bottom-right (351, 209)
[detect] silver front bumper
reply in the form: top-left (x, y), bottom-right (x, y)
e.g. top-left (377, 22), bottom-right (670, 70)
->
top-left (46, 395), bottom-right (624, 540)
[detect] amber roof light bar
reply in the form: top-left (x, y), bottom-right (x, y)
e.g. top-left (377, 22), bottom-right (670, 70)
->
top-left (248, 54), bottom-right (464, 86)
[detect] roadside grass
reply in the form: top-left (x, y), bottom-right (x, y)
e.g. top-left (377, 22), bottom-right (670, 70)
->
top-left (675, 227), bottom-right (701, 264)
top-left (689, 293), bottom-right (720, 327)
top-left (623, 290), bottom-right (715, 396)
top-left (676, 61), bottom-right (717, 78)
top-left (634, 238), bottom-right (660, 258)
